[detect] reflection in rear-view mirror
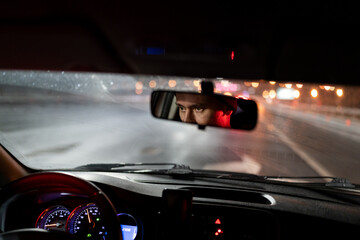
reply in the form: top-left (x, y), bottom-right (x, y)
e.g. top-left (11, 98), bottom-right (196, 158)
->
top-left (151, 91), bottom-right (258, 131)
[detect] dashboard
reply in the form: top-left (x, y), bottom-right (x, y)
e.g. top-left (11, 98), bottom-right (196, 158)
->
top-left (1, 171), bottom-right (360, 240)
top-left (1, 191), bottom-right (140, 240)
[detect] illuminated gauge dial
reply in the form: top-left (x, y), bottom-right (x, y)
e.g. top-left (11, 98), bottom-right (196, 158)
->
top-left (35, 206), bottom-right (70, 232)
top-left (117, 213), bottom-right (140, 240)
top-left (66, 203), bottom-right (107, 240)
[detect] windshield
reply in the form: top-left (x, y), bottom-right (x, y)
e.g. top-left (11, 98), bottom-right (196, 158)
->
top-left (1, 71), bottom-right (360, 184)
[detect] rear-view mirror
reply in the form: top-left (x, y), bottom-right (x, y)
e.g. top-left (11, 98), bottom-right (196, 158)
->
top-left (151, 90), bottom-right (258, 130)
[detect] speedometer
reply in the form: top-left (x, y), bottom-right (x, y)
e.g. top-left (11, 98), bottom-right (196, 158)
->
top-left (35, 206), bottom-right (70, 232)
top-left (66, 203), bottom-right (107, 240)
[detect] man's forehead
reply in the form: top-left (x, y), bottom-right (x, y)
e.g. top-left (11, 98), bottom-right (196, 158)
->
top-left (175, 93), bottom-right (213, 103)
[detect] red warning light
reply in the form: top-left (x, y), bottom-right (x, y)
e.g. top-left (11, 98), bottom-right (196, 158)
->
top-left (215, 228), bottom-right (223, 236)
top-left (215, 219), bottom-right (221, 224)
top-left (230, 51), bottom-right (234, 60)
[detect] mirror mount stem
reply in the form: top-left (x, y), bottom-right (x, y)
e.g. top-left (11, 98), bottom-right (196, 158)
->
top-left (201, 81), bottom-right (214, 95)
top-left (198, 125), bottom-right (206, 130)
top-left (197, 81), bottom-right (214, 130)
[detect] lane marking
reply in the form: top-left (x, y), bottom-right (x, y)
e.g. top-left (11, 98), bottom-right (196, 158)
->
top-left (272, 124), bottom-right (333, 177)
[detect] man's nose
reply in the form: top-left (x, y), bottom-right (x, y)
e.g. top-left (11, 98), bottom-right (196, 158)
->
top-left (183, 110), bottom-right (195, 123)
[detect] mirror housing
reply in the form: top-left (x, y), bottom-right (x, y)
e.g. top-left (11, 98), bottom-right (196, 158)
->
top-left (151, 90), bottom-right (258, 131)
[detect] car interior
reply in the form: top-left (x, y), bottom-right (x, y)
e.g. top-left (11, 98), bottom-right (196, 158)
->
top-left (1, 1), bottom-right (360, 240)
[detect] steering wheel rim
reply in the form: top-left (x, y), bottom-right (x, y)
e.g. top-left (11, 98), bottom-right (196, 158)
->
top-left (0, 172), bottom-right (122, 240)
top-left (0, 228), bottom-right (74, 240)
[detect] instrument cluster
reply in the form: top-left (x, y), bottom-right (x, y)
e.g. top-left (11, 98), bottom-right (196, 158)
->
top-left (0, 191), bottom-right (141, 240)
top-left (34, 202), bottom-right (141, 240)
top-left (35, 203), bottom-right (107, 240)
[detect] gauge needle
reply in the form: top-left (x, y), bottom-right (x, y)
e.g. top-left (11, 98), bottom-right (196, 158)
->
top-left (45, 222), bottom-right (63, 228)
top-left (86, 209), bottom-right (95, 228)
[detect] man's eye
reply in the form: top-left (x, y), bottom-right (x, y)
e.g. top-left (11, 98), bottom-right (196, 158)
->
top-left (194, 107), bottom-right (204, 112)
top-left (179, 106), bottom-right (185, 111)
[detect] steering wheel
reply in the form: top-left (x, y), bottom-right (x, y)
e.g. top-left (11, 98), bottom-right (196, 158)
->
top-left (0, 172), bottom-right (122, 240)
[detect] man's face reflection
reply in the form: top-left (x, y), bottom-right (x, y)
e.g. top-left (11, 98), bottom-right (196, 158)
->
top-left (175, 93), bottom-right (233, 128)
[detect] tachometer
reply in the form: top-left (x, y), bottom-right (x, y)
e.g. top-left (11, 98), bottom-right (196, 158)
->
top-left (35, 206), bottom-right (70, 232)
top-left (66, 203), bottom-right (107, 240)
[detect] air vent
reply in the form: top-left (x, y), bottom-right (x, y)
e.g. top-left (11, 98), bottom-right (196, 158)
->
top-left (182, 187), bottom-right (275, 205)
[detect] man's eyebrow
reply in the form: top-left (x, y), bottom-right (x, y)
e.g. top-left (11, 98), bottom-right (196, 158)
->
top-left (176, 103), bottom-right (206, 108)
top-left (191, 104), bottom-right (206, 108)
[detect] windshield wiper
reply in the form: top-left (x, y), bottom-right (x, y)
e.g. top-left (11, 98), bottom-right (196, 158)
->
top-left (72, 163), bottom-right (263, 180)
top-left (264, 176), bottom-right (356, 188)
top-left (73, 163), bottom-right (192, 172)
top-left (71, 164), bottom-right (357, 188)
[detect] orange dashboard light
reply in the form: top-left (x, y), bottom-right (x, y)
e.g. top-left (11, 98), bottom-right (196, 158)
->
top-left (215, 219), bottom-right (221, 224)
